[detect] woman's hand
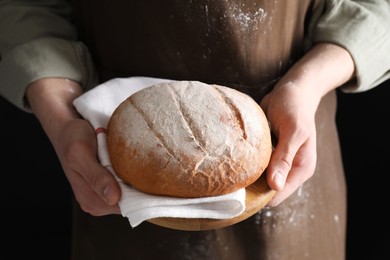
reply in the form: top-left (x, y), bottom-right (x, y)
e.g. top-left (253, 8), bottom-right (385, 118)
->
top-left (261, 81), bottom-right (319, 206)
top-left (261, 43), bottom-right (355, 206)
top-left (26, 78), bottom-right (121, 216)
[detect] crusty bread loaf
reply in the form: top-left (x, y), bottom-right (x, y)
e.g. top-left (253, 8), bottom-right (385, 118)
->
top-left (106, 81), bottom-right (272, 198)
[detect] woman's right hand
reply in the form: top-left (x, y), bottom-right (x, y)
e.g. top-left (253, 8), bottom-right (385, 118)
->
top-left (26, 78), bottom-right (121, 216)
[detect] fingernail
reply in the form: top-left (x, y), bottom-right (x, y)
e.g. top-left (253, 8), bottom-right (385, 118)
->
top-left (103, 185), bottom-right (112, 204)
top-left (273, 171), bottom-right (285, 190)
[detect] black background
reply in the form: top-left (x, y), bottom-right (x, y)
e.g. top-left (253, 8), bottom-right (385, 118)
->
top-left (1, 80), bottom-right (389, 259)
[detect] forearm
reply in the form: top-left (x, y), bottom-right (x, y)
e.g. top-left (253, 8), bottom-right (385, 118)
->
top-left (278, 43), bottom-right (355, 100)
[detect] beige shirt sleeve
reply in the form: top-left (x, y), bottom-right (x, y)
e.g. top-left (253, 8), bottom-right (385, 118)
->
top-left (0, 0), bottom-right (97, 112)
top-left (310, 0), bottom-right (390, 92)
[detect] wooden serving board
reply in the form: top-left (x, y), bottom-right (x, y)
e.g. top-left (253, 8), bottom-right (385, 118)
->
top-left (147, 174), bottom-right (276, 231)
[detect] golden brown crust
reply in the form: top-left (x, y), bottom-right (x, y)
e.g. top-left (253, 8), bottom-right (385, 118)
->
top-left (106, 81), bottom-right (272, 198)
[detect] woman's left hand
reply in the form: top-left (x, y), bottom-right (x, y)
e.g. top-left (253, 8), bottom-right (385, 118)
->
top-left (260, 43), bottom-right (355, 206)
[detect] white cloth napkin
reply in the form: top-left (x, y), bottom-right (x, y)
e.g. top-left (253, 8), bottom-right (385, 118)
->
top-left (73, 76), bottom-right (246, 228)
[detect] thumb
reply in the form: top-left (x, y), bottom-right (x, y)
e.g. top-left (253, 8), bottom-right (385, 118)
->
top-left (82, 163), bottom-right (122, 206)
top-left (101, 168), bottom-right (122, 206)
top-left (266, 136), bottom-right (298, 191)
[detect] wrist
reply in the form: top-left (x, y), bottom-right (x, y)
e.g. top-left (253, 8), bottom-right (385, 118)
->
top-left (26, 78), bottom-right (83, 143)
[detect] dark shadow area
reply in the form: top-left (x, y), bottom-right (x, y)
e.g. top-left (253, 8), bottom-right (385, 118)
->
top-left (336, 79), bottom-right (390, 260)
top-left (0, 96), bottom-right (72, 260)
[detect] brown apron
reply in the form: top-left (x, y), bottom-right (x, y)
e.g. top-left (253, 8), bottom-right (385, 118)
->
top-left (71, 1), bottom-right (346, 259)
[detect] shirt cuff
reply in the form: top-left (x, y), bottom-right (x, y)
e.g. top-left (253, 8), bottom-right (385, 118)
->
top-left (312, 1), bottom-right (390, 92)
top-left (0, 37), bottom-right (98, 112)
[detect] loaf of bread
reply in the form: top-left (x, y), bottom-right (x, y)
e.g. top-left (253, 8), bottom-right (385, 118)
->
top-left (106, 80), bottom-right (272, 198)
